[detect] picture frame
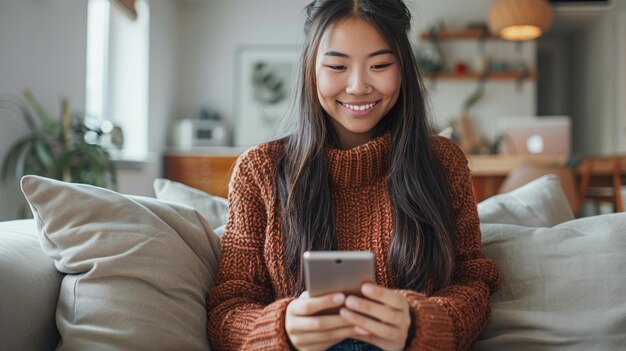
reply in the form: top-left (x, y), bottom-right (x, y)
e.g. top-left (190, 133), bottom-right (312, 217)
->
top-left (234, 45), bottom-right (301, 147)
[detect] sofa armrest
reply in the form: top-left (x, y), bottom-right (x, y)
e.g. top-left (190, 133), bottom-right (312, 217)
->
top-left (0, 219), bottom-right (63, 351)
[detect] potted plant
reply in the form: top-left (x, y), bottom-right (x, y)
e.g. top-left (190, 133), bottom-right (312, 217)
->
top-left (456, 82), bottom-right (485, 154)
top-left (1, 90), bottom-right (119, 216)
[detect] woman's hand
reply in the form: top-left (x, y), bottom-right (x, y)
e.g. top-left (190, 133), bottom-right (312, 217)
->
top-left (285, 291), bottom-right (357, 351)
top-left (339, 283), bottom-right (412, 351)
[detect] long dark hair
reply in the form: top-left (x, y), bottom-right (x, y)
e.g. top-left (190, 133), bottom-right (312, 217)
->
top-left (277, 0), bottom-right (457, 296)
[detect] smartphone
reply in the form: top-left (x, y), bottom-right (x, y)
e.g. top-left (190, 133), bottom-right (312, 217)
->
top-left (303, 251), bottom-right (375, 298)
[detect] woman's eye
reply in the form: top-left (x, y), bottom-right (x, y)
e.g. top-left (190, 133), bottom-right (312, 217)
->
top-left (325, 65), bottom-right (347, 71)
top-left (371, 63), bottom-right (393, 70)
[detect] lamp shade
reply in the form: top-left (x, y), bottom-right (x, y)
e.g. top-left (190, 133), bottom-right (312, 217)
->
top-left (488, 0), bottom-right (553, 41)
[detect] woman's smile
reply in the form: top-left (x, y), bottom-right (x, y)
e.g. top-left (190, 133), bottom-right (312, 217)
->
top-left (339, 100), bottom-right (381, 116)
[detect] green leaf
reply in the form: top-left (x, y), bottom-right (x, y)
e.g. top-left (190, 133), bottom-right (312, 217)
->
top-left (34, 138), bottom-right (55, 173)
top-left (1, 136), bottom-right (35, 183)
top-left (14, 140), bottom-right (34, 180)
top-left (1, 143), bottom-right (19, 183)
top-left (0, 96), bottom-right (38, 132)
top-left (22, 90), bottom-right (57, 134)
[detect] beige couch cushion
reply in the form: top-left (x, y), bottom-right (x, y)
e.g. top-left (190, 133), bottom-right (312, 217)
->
top-left (153, 178), bottom-right (228, 231)
top-left (478, 174), bottom-right (574, 227)
top-left (21, 176), bottom-right (221, 351)
top-left (474, 213), bottom-right (626, 350)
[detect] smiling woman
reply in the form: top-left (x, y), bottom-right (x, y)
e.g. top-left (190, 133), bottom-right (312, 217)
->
top-left (206, 1), bottom-right (500, 350)
top-left (315, 18), bottom-right (402, 149)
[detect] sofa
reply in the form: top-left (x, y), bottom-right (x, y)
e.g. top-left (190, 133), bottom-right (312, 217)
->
top-left (0, 174), bottom-right (625, 350)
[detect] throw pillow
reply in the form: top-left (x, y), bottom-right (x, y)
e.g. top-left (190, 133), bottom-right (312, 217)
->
top-left (153, 178), bottom-right (228, 231)
top-left (214, 224), bottom-right (226, 237)
top-left (474, 213), bottom-right (626, 350)
top-left (477, 174), bottom-right (574, 227)
top-left (21, 175), bottom-right (221, 351)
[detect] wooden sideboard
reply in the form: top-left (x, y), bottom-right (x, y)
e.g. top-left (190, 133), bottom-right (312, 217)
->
top-left (164, 154), bottom-right (239, 199)
top-left (163, 151), bottom-right (568, 202)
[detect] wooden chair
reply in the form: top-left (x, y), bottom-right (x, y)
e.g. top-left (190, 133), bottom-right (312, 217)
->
top-left (577, 156), bottom-right (626, 213)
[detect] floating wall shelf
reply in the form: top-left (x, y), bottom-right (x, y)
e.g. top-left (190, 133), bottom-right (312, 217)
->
top-left (419, 29), bottom-right (499, 41)
top-left (423, 71), bottom-right (537, 81)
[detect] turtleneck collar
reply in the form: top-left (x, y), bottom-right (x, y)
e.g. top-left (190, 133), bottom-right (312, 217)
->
top-left (325, 132), bottom-right (391, 187)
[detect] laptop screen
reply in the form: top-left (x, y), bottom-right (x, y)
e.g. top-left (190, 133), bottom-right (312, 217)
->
top-left (497, 116), bottom-right (571, 156)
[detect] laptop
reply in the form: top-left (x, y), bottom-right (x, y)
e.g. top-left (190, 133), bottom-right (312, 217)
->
top-left (497, 116), bottom-right (571, 156)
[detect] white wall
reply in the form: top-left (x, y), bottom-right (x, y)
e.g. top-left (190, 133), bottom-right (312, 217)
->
top-left (174, 0), bottom-right (535, 145)
top-left (0, 0), bottom-right (88, 220)
top-left (174, 0), bottom-right (308, 143)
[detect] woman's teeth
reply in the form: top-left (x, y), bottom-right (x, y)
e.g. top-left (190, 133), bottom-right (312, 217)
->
top-left (342, 102), bottom-right (376, 111)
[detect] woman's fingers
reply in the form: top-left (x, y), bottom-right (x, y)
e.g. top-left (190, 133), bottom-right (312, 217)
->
top-left (287, 292), bottom-right (345, 316)
top-left (342, 284), bottom-right (410, 330)
top-left (286, 314), bottom-right (353, 333)
top-left (338, 283), bottom-right (411, 348)
top-left (285, 292), bottom-right (355, 350)
top-left (288, 326), bottom-right (356, 348)
top-left (344, 295), bottom-right (404, 325)
top-left (285, 286), bottom-right (411, 350)
top-left (361, 283), bottom-right (409, 312)
top-left (339, 307), bottom-right (404, 340)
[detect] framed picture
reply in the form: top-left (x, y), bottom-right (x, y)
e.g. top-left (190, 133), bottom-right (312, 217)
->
top-left (234, 45), bottom-right (301, 147)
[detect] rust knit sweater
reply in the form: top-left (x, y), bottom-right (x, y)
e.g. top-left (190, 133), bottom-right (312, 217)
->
top-left (207, 133), bottom-right (500, 351)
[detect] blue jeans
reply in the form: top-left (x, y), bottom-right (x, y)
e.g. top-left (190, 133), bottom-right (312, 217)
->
top-left (327, 338), bottom-right (384, 351)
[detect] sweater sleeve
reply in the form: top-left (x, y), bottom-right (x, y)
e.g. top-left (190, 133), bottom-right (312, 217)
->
top-left (206, 149), bottom-right (294, 351)
top-left (400, 137), bottom-right (501, 351)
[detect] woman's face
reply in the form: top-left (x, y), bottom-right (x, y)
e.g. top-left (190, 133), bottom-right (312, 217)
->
top-left (315, 17), bottom-right (402, 149)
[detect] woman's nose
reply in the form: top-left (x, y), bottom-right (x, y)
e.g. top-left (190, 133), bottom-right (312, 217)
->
top-left (345, 70), bottom-right (371, 95)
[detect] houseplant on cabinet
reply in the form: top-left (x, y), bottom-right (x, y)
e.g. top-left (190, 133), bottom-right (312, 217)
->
top-left (1, 90), bottom-right (118, 216)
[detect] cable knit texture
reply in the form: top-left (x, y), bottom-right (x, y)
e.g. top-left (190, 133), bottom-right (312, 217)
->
top-left (207, 133), bottom-right (500, 351)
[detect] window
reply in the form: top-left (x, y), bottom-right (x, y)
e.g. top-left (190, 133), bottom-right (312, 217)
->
top-left (86, 0), bottom-right (149, 160)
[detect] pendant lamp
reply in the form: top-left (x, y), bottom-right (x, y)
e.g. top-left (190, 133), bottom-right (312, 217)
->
top-left (488, 0), bottom-right (553, 41)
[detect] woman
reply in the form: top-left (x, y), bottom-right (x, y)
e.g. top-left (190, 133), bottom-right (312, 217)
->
top-left (207, 0), bottom-right (500, 350)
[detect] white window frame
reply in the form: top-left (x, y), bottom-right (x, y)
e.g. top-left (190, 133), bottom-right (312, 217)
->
top-left (86, 0), bottom-right (150, 160)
